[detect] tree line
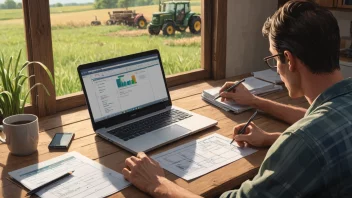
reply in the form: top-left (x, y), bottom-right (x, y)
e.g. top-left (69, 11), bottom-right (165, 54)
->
top-left (50, 2), bottom-right (93, 7)
top-left (94, 0), bottom-right (160, 9)
top-left (0, 0), bottom-right (21, 9)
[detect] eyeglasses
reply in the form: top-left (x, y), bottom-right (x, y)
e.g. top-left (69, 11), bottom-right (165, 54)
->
top-left (263, 54), bottom-right (282, 70)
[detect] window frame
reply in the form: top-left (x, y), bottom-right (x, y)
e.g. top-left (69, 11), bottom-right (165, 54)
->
top-left (22, 0), bottom-right (227, 116)
top-left (185, 3), bottom-right (190, 13)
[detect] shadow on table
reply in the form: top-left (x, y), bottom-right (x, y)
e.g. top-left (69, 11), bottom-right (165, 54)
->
top-left (1, 151), bottom-right (39, 198)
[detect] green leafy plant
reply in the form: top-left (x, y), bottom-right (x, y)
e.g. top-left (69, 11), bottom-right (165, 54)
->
top-left (0, 50), bottom-right (54, 118)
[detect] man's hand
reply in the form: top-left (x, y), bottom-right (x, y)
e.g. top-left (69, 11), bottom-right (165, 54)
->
top-left (122, 152), bottom-right (166, 195)
top-left (233, 122), bottom-right (280, 147)
top-left (219, 81), bottom-right (257, 106)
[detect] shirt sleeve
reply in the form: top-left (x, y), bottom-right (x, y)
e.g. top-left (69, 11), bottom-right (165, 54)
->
top-left (220, 132), bottom-right (324, 198)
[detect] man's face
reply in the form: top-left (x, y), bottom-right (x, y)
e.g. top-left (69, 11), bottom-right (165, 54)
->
top-left (269, 38), bottom-right (303, 98)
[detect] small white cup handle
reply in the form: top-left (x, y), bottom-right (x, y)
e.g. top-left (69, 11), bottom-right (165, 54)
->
top-left (0, 125), bottom-right (6, 143)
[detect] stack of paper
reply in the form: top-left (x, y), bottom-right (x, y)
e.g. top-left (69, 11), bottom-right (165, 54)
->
top-left (202, 77), bottom-right (282, 113)
top-left (202, 90), bottom-right (251, 113)
top-left (252, 69), bottom-right (283, 84)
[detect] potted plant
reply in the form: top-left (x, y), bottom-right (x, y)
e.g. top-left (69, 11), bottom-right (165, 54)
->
top-left (0, 50), bottom-right (54, 123)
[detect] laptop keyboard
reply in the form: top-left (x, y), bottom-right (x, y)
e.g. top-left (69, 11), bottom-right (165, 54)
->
top-left (107, 109), bottom-right (193, 141)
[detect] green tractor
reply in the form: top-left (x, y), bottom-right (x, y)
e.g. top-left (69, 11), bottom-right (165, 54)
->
top-left (148, 1), bottom-right (201, 36)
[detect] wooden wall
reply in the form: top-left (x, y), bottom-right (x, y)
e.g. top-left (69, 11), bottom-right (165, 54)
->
top-left (225, 0), bottom-right (277, 78)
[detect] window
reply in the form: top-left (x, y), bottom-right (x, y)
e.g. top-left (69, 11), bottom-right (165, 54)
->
top-left (20, 0), bottom-right (227, 116)
top-left (185, 4), bottom-right (190, 13)
top-left (50, 1), bottom-right (203, 98)
top-left (176, 4), bottom-right (184, 13)
top-left (164, 3), bottom-right (175, 12)
top-left (0, 3), bottom-right (29, 103)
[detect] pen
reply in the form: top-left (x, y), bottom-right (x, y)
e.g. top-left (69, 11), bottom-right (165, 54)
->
top-left (26, 171), bottom-right (74, 197)
top-left (214, 79), bottom-right (245, 100)
top-left (230, 110), bottom-right (258, 145)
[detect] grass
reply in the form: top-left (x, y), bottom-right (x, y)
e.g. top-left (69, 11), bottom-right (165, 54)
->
top-left (52, 26), bottom-right (201, 95)
top-left (1, 4), bottom-right (202, 97)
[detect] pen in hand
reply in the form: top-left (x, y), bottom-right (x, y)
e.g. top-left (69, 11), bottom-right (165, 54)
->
top-left (26, 171), bottom-right (74, 197)
top-left (230, 110), bottom-right (258, 145)
top-left (214, 79), bottom-right (245, 101)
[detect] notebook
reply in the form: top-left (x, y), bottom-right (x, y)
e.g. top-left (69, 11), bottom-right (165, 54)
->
top-left (202, 77), bottom-right (282, 113)
top-left (252, 69), bottom-right (283, 84)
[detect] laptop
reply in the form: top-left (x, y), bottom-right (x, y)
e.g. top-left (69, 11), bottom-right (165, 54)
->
top-left (77, 50), bottom-right (217, 154)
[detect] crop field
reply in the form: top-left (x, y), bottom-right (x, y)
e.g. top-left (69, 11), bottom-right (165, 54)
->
top-left (0, 4), bottom-right (94, 21)
top-left (0, 2), bottom-right (201, 97)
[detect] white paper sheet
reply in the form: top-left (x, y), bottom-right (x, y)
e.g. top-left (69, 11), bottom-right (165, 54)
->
top-left (152, 133), bottom-right (257, 181)
top-left (8, 152), bottom-right (130, 198)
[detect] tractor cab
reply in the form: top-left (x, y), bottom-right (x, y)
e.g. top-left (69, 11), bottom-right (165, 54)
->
top-left (148, 1), bottom-right (201, 36)
top-left (163, 2), bottom-right (175, 13)
top-left (162, 2), bottom-right (190, 24)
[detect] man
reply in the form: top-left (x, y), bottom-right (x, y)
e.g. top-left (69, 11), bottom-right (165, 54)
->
top-left (122, 1), bottom-right (352, 197)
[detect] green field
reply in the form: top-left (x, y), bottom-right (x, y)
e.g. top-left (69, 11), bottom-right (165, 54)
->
top-left (1, 3), bottom-right (201, 97)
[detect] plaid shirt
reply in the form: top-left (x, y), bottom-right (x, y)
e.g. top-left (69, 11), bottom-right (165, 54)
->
top-left (221, 78), bottom-right (352, 198)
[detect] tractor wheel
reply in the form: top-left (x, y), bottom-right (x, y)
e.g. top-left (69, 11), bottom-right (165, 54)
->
top-left (106, 20), bottom-right (113, 25)
top-left (148, 26), bottom-right (160, 35)
top-left (137, 17), bottom-right (147, 29)
top-left (91, 21), bottom-right (101, 26)
top-left (162, 22), bottom-right (175, 36)
top-left (189, 16), bottom-right (201, 34)
top-left (176, 26), bottom-right (187, 33)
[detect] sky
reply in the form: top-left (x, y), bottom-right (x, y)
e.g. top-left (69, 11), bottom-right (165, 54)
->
top-left (0, 0), bottom-right (94, 4)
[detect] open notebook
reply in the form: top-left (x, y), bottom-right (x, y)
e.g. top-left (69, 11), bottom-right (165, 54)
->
top-left (202, 77), bottom-right (282, 113)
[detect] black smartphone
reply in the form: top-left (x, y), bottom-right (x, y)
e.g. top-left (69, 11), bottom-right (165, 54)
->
top-left (48, 133), bottom-right (75, 149)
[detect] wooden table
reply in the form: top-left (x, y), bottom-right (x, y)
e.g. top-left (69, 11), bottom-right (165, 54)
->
top-left (0, 75), bottom-right (309, 198)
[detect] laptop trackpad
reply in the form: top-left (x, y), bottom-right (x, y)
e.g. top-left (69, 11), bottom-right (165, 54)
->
top-left (152, 124), bottom-right (191, 141)
top-left (127, 124), bottom-right (191, 152)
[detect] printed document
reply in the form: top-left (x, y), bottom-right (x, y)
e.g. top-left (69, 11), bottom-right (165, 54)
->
top-left (8, 152), bottom-right (130, 198)
top-left (152, 133), bottom-right (257, 180)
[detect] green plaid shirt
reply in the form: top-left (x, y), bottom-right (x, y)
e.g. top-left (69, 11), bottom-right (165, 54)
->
top-left (221, 78), bottom-right (352, 198)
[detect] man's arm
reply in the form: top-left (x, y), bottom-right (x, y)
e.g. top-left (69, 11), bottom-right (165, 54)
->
top-left (219, 82), bottom-right (306, 124)
top-left (221, 132), bottom-right (323, 198)
top-left (123, 152), bottom-right (202, 198)
top-left (124, 131), bottom-right (323, 198)
top-left (153, 177), bottom-right (202, 198)
top-left (251, 95), bottom-right (306, 124)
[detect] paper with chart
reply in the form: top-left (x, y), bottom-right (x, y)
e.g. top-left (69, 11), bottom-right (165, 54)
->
top-left (152, 133), bottom-right (257, 180)
top-left (8, 152), bottom-right (130, 198)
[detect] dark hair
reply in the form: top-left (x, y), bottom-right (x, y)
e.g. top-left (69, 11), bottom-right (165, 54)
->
top-left (262, 0), bottom-right (340, 74)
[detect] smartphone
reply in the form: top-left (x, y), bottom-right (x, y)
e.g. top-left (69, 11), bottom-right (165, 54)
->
top-left (48, 133), bottom-right (75, 149)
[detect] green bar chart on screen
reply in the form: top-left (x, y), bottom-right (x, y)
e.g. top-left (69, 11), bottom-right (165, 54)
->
top-left (116, 75), bottom-right (137, 88)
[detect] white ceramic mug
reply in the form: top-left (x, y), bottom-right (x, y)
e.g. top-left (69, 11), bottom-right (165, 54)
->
top-left (0, 114), bottom-right (39, 156)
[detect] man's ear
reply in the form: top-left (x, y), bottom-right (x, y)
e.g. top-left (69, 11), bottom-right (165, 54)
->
top-left (284, 50), bottom-right (296, 72)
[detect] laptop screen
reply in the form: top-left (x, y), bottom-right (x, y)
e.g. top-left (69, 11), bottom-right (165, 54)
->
top-left (80, 54), bottom-right (169, 122)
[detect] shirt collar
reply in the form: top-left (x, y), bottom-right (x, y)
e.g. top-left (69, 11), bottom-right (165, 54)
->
top-left (305, 78), bottom-right (352, 116)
